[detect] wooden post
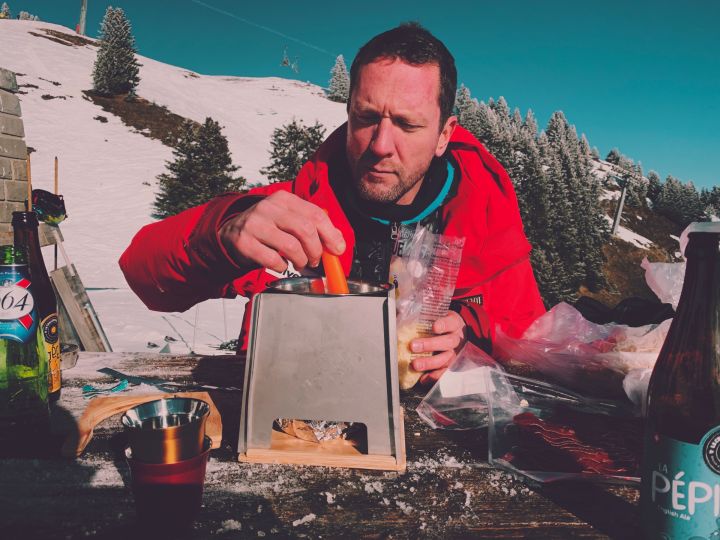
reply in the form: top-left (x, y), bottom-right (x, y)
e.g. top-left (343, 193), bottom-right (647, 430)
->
top-left (610, 175), bottom-right (628, 236)
top-left (54, 157), bottom-right (58, 270)
top-left (25, 155), bottom-right (31, 211)
top-left (78, 0), bottom-right (88, 36)
top-left (54, 156), bottom-right (58, 195)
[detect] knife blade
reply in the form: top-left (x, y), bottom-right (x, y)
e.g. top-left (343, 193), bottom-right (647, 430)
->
top-left (97, 367), bottom-right (241, 392)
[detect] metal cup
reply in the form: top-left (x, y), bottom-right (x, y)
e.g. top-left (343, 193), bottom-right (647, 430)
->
top-left (121, 397), bottom-right (210, 464)
top-left (268, 276), bottom-right (392, 296)
top-left (125, 436), bottom-right (212, 530)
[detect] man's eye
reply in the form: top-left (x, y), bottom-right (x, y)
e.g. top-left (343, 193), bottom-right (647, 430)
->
top-left (398, 121), bottom-right (420, 131)
top-left (354, 114), bottom-right (378, 125)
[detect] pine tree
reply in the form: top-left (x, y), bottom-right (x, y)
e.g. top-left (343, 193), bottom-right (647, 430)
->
top-left (646, 171), bottom-right (662, 204)
top-left (261, 119), bottom-right (326, 183)
top-left (455, 85), bottom-right (482, 137)
top-left (612, 153), bottom-right (647, 208)
top-left (327, 55), bottom-right (349, 103)
top-left (542, 111), bottom-right (608, 295)
top-left (153, 118), bottom-right (244, 218)
top-left (655, 175), bottom-right (704, 227)
top-left (18, 11), bottom-right (40, 21)
top-left (704, 186), bottom-right (720, 217)
top-left (475, 101), bottom-right (500, 145)
top-left (523, 109), bottom-right (538, 139)
top-left (0, 3), bottom-right (10, 18)
top-left (92, 7), bottom-right (141, 96)
top-left (606, 148), bottom-right (622, 165)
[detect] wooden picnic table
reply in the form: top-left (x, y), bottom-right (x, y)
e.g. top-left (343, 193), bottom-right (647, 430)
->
top-left (0, 352), bottom-right (641, 539)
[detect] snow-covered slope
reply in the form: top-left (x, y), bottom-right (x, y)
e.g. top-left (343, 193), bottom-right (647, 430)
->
top-left (0, 21), bottom-right (346, 353)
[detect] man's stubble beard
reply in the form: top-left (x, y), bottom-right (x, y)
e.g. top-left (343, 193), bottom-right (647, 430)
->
top-left (355, 172), bottom-right (423, 203)
top-left (352, 156), bottom-right (430, 204)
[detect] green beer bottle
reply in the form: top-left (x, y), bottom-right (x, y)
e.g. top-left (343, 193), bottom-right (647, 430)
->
top-left (13, 211), bottom-right (61, 403)
top-left (0, 245), bottom-right (49, 438)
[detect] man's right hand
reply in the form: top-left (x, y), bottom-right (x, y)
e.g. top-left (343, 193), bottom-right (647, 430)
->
top-left (218, 191), bottom-right (347, 273)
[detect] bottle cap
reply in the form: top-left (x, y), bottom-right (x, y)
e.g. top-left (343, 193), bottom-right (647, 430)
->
top-left (11, 211), bottom-right (39, 227)
top-left (680, 222), bottom-right (720, 258)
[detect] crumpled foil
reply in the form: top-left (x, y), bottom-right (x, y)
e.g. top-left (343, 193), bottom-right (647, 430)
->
top-left (277, 419), bottom-right (352, 442)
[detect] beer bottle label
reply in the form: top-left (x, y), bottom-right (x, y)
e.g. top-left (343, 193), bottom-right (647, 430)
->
top-left (0, 274), bottom-right (37, 344)
top-left (41, 313), bottom-right (61, 392)
top-left (642, 427), bottom-right (720, 539)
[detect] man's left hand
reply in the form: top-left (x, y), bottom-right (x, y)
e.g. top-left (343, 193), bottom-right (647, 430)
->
top-left (410, 311), bottom-right (467, 386)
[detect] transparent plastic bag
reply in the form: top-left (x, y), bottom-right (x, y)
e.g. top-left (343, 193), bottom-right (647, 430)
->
top-left (641, 257), bottom-right (684, 309)
top-left (392, 224), bottom-right (465, 389)
top-left (485, 368), bottom-right (641, 484)
top-left (416, 342), bottom-right (499, 430)
top-left (641, 223), bottom-right (720, 309)
top-left (493, 303), bottom-right (670, 401)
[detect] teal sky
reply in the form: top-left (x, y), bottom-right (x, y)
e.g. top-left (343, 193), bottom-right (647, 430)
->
top-left (10, 0), bottom-right (720, 189)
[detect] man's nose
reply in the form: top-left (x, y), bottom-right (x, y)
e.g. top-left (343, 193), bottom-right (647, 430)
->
top-left (369, 118), bottom-right (394, 157)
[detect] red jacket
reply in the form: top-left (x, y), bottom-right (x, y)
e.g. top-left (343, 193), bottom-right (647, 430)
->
top-left (119, 124), bottom-right (545, 350)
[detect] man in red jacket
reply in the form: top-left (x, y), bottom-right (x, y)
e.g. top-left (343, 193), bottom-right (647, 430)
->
top-left (120, 23), bottom-right (545, 385)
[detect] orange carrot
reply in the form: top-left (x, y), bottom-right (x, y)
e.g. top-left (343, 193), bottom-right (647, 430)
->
top-left (321, 209), bottom-right (349, 294)
top-left (322, 251), bottom-right (349, 294)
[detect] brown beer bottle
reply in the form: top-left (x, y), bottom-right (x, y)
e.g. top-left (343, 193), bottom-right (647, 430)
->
top-left (12, 211), bottom-right (61, 403)
top-left (641, 226), bottom-right (720, 539)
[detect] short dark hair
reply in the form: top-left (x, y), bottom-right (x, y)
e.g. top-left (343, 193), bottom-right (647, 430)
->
top-left (349, 23), bottom-right (457, 127)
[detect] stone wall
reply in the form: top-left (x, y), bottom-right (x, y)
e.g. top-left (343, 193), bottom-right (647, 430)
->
top-left (0, 67), bottom-right (27, 241)
top-left (0, 67), bottom-right (60, 247)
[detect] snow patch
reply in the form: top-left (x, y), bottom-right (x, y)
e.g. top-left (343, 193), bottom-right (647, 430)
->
top-left (218, 520), bottom-right (242, 532)
top-left (605, 215), bottom-right (655, 249)
top-left (292, 513), bottom-right (316, 527)
top-left (1, 21), bottom-right (345, 352)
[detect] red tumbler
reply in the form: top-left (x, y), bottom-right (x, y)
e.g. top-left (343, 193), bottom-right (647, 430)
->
top-left (125, 436), bottom-right (211, 530)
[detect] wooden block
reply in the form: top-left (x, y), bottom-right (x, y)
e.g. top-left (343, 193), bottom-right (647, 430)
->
top-left (61, 391), bottom-right (222, 458)
top-left (239, 410), bottom-right (406, 472)
top-left (39, 223), bottom-right (62, 246)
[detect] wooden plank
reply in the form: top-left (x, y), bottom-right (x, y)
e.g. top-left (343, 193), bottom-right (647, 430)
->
top-left (50, 265), bottom-right (108, 351)
top-left (39, 223), bottom-right (62, 247)
top-left (241, 447), bottom-right (405, 471)
top-left (0, 353), bottom-right (644, 538)
top-left (56, 285), bottom-right (82, 347)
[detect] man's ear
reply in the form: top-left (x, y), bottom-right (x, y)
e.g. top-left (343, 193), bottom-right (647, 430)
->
top-left (435, 115), bottom-right (458, 157)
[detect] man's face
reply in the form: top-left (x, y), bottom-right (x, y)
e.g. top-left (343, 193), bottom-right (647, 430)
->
top-left (346, 58), bottom-right (457, 205)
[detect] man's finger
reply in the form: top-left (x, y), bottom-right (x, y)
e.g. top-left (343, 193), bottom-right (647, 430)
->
top-left (267, 194), bottom-right (346, 256)
top-left (256, 227), bottom-right (310, 270)
top-left (307, 205), bottom-right (346, 255)
top-left (273, 212), bottom-right (324, 268)
top-left (411, 350), bottom-right (453, 372)
top-left (433, 311), bottom-right (465, 334)
top-left (411, 331), bottom-right (463, 354)
top-left (239, 237), bottom-right (289, 273)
